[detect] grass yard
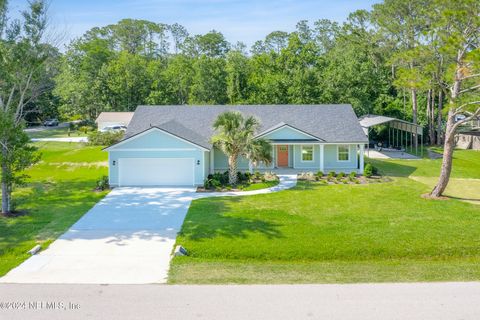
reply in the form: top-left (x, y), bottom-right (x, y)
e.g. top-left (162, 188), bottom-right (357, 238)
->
top-left (169, 149), bottom-right (480, 284)
top-left (0, 142), bottom-right (108, 276)
top-left (26, 126), bottom-right (86, 139)
top-left (240, 180), bottom-right (279, 191)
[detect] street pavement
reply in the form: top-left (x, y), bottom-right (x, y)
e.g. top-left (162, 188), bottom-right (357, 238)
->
top-left (0, 282), bottom-right (479, 320)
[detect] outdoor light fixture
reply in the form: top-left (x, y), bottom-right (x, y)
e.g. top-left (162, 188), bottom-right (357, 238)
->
top-left (113, 160), bottom-right (116, 166)
top-left (197, 160), bottom-right (200, 165)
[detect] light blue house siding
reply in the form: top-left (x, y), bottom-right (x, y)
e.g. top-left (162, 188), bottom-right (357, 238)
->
top-left (213, 144), bottom-right (358, 172)
top-left (213, 148), bottom-right (274, 171)
top-left (108, 129), bottom-right (206, 186)
top-left (324, 144), bottom-right (358, 172)
top-left (293, 145), bottom-right (321, 169)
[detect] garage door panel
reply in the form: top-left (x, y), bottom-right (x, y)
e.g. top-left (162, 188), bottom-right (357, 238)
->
top-left (119, 158), bottom-right (194, 186)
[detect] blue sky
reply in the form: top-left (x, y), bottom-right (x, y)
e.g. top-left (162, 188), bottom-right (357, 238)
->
top-left (8, 0), bottom-right (378, 50)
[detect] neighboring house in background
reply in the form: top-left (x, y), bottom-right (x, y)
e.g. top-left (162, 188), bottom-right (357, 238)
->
top-left (95, 112), bottom-right (134, 130)
top-left (105, 105), bottom-right (368, 187)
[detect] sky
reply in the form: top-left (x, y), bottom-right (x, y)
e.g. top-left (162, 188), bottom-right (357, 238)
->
top-left (8, 0), bottom-right (379, 50)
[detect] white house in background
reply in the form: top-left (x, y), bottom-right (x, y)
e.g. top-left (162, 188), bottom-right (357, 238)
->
top-left (104, 105), bottom-right (368, 187)
top-left (95, 112), bottom-right (134, 130)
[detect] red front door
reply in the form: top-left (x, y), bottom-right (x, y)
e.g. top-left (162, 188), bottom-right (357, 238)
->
top-left (277, 145), bottom-right (289, 167)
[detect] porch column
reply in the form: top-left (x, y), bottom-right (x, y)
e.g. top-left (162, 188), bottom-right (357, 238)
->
top-left (359, 144), bottom-right (365, 173)
top-left (209, 149), bottom-right (214, 174)
top-left (320, 144), bottom-right (324, 172)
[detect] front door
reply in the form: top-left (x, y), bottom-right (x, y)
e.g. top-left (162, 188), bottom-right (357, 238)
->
top-left (277, 145), bottom-right (289, 167)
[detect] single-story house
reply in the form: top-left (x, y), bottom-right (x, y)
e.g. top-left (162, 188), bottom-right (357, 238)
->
top-left (95, 112), bottom-right (134, 130)
top-left (105, 105), bottom-right (368, 187)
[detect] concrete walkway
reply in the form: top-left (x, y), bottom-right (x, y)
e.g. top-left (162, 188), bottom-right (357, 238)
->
top-left (366, 149), bottom-right (419, 159)
top-left (0, 175), bottom-right (297, 284)
top-left (1, 282), bottom-right (480, 320)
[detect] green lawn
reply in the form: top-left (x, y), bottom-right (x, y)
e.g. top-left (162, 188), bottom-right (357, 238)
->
top-left (26, 126), bottom-right (86, 139)
top-left (0, 142), bottom-right (108, 276)
top-left (240, 180), bottom-right (279, 191)
top-left (169, 150), bottom-right (480, 284)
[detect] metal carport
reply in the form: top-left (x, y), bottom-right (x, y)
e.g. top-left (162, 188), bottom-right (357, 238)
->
top-left (359, 114), bottom-right (424, 157)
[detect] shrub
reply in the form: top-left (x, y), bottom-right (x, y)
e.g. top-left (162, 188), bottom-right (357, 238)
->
top-left (96, 176), bottom-right (110, 191)
top-left (254, 171), bottom-right (261, 179)
top-left (327, 171), bottom-right (336, 179)
top-left (349, 172), bottom-right (357, 179)
top-left (263, 171), bottom-right (278, 181)
top-left (211, 172), bottom-right (228, 185)
top-left (298, 172), bottom-right (315, 181)
top-left (337, 172), bottom-right (345, 179)
top-left (237, 171), bottom-right (249, 182)
top-left (204, 178), bottom-right (222, 189)
top-left (88, 131), bottom-right (124, 146)
top-left (364, 163), bottom-right (374, 177)
top-left (78, 126), bottom-right (92, 134)
top-left (316, 171), bottom-right (323, 177)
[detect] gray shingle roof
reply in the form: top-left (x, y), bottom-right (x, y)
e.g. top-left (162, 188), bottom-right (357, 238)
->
top-left (125, 104), bottom-right (368, 149)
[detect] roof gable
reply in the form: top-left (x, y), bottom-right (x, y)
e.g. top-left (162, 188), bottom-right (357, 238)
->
top-left (257, 124), bottom-right (323, 141)
top-left (104, 127), bottom-right (209, 151)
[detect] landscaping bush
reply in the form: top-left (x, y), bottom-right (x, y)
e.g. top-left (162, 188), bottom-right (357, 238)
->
top-left (78, 126), bottom-right (93, 134)
top-left (337, 172), bottom-right (345, 179)
top-left (87, 131), bottom-right (124, 146)
top-left (237, 171), bottom-right (249, 182)
top-left (364, 163), bottom-right (374, 177)
top-left (349, 172), bottom-right (357, 179)
top-left (96, 176), bottom-right (110, 191)
top-left (204, 177), bottom-right (222, 189)
top-left (263, 171), bottom-right (278, 181)
top-left (298, 172), bottom-right (315, 181)
top-left (316, 171), bottom-right (323, 177)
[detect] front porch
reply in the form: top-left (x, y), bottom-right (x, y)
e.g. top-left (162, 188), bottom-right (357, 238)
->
top-left (269, 143), bottom-right (365, 174)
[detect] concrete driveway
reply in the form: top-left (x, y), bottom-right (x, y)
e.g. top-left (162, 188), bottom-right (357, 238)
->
top-left (0, 175), bottom-right (296, 284)
top-left (0, 187), bottom-right (197, 284)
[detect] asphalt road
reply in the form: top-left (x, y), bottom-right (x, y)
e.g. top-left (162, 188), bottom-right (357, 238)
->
top-left (0, 282), bottom-right (479, 320)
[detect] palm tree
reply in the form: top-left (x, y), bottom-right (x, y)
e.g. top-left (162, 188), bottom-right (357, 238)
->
top-left (211, 111), bottom-right (272, 185)
top-left (245, 139), bottom-right (273, 174)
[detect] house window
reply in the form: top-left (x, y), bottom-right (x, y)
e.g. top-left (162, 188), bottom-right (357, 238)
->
top-left (338, 145), bottom-right (350, 161)
top-left (301, 145), bottom-right (313, 161)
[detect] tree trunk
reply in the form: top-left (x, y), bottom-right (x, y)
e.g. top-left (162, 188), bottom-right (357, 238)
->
top-left (430, 109), bottom-right (456, 197)
top-left (437, 90), bottom-right (443, 145)
top-left (430, 89), bottom-right (436, 145)
top-left (228, 155), bottom-right (238, 185)
top-left (411, 89), bottom-right (418, 147)
top-left (427, 89), bottom-right (435, 144)
top-left (1, 144), bottom-right (9, 214)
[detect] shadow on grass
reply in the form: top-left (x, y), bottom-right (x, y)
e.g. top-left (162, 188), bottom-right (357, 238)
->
top-left (179, 197), bottom-right (283, 241)
top-left (0, 180), bottom-right (105, 245)
top-left (367, 159), bottom-right (418, 177)
top-left (292, 181), bottom-right (328, 190)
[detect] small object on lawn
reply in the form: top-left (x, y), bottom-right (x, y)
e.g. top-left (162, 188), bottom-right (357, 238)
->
top-left (28, 245), bottom-right (41, 255)
top-left (174, 245), bottom-right (188, 256)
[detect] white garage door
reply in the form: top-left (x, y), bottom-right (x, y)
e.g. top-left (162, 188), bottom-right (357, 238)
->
top-left (119, 158), bottom-right (195, 186)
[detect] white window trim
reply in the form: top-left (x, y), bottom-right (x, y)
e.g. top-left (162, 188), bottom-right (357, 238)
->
top-left (337, 145), bottom-right (350, 162)
top-left (301, 145), bottom-right (314, 162)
